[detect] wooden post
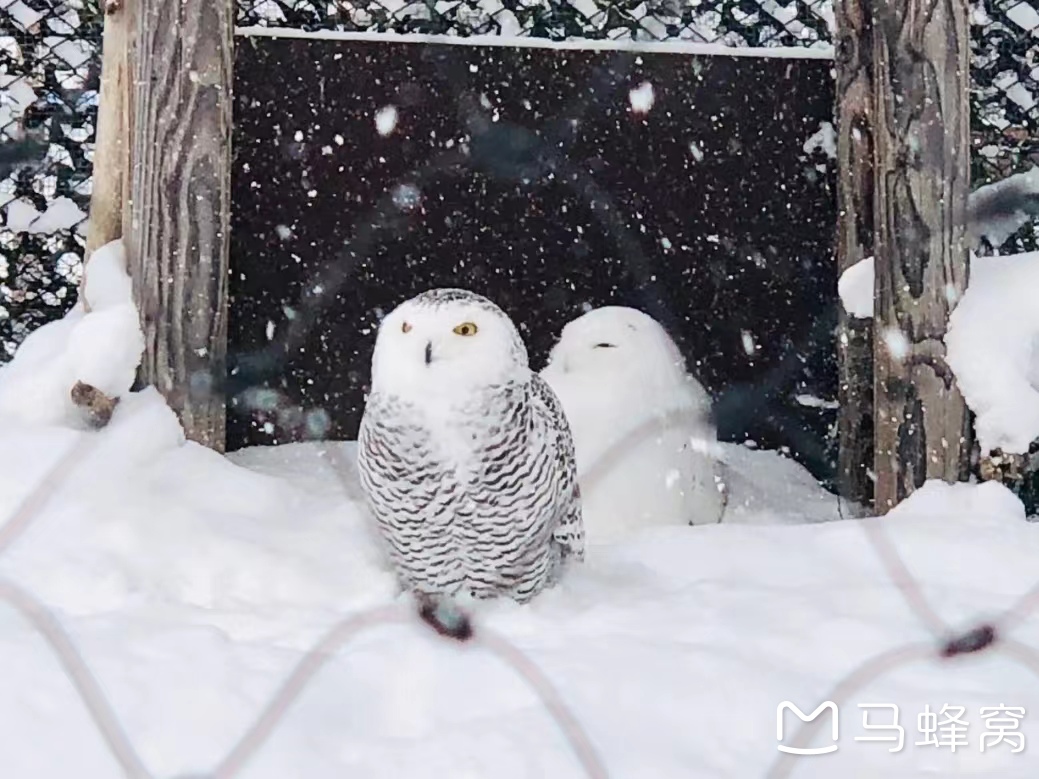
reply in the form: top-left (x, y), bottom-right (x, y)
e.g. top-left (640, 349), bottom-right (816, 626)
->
top-left (83, 0), bottom-right (135, 299)
top-left (872, 0), bottom-right (972, 512)
top-left (125, 0), bottom-right (233, 451)
top-left (834, 0), bottom-right (876, 514)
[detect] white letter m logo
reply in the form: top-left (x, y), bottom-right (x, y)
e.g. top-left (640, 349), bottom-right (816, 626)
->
top-left (776, 701), bottom-right (839, 755)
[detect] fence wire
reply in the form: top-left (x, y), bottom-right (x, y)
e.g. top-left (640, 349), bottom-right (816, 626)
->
top-left (0, 0), bottom-right (99, 360)
top-left (237, 0), bottom-right (835, 48)
top-left (0, 1), bottom-right (1034, 356)
top-left (971, 0), bottom-right (1039, 256)
top-left (1, 0), bottom-right (1039, 776)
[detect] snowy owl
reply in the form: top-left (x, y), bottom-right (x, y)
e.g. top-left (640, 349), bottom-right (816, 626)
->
top-left (541, 306), bottom-right (726, 544)
top-left (357, 288), bottom-right (585, 604)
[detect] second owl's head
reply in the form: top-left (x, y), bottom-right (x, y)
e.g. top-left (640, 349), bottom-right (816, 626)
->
top-left (543, 305), bottom-right (689, 383)
top-left (370, 288), bottom-right (530, 394)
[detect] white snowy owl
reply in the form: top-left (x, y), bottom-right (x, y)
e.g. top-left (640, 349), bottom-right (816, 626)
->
top-left (541, 306), bottom-right (726, 544)
top-left (357, 288), bottom-right (585, 604)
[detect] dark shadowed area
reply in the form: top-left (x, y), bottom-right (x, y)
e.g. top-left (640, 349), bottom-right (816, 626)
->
top-left (229, 37), bottom-right (838, 485)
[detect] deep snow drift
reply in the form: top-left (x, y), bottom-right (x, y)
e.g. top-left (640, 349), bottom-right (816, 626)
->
top-left (4, 401), bottom-right (1039, 778)
top-left (2, 241), bottom-right (1039, 778)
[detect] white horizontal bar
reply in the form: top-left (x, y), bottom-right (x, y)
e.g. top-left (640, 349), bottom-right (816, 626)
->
top-left (234, 26), bottom-right (835, 60)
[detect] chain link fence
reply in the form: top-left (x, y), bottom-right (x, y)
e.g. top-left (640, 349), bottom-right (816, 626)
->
top-left (0, 0), bottom-right (1036, 358)
top-left (238, 0), bottom-right (835, 47)
top-left (4, 0), bottom-right (1033, 504)
top-left (0, 0), bottom-right (100, 360)
top-left (972, 0), bottom-right (1039, 254)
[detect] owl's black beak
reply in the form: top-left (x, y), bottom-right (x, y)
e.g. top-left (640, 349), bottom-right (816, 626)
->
top-left (424, 341), bottom-right (433, 365)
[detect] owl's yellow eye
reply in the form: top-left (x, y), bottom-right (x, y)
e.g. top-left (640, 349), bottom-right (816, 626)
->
top-left (453, 322), bottom-right (478, 336)
top-left (401, 321), bottom-right (412, 333)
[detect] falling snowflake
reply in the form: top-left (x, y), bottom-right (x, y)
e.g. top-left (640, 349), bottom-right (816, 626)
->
top-left (628, 82), bottom-right (655, 115)
top-left (740, 330), bottom-right (758, 356)
top-left (374, 105), bottom-right (399, 137)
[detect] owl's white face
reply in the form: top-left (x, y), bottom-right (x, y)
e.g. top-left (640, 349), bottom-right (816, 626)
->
top-left (370, 289), bottom-right (529, 398)
top-left (545, 305), bottom-right (687, 379)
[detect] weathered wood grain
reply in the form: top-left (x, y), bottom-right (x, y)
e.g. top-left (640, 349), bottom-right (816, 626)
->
top-left (83, 0), bottom-right (135, 306)
top-left (872, 0), bottom-right (972, 512)
top-left (126, 0), bottom-right (233, 451)
top-left (834, 0), bottom-right (876, 513)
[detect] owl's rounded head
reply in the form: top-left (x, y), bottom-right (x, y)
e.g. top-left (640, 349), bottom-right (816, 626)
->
top-left (371, 288), bottom-right (529, 396)
top-left (544, 305), bottom-right (688, 384)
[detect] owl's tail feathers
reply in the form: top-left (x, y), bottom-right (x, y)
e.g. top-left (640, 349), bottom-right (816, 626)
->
top-left (554, 492), bottom-right (587, 564)
top-left (968, 167), bottom-right (1039, 249)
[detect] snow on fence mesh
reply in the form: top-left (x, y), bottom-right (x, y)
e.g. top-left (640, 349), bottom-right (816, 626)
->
top-left (0, 1), bottom-right (1038, 774)
top-left (0, 0), bottom-right (97, 360)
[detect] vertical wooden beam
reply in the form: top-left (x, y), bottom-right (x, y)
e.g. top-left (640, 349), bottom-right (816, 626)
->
top-left (126, 0), bottom-right (233, 451)
top-left (872, 0), bottom-right (972, 512)
top-left (83, 0), bottom-right (135, 302)
top-left (834, 0), bottom-right (876, 514)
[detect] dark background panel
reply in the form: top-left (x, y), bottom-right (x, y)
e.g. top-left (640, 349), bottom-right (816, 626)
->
top-left (229, 38), bottom-right (839, 485)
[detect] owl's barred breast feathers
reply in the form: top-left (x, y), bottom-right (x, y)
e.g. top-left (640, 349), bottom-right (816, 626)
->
top-left (357, 288), bottom-right (583, 603)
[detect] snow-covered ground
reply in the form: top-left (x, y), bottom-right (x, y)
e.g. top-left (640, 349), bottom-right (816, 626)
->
top-left (3, 240), bottom-right (1039, 778)
top-left (4, 394), bottom-right (1039, 778)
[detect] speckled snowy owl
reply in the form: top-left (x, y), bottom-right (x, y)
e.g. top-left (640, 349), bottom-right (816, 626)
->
top-left (357, 288), bottom-right (584, 603)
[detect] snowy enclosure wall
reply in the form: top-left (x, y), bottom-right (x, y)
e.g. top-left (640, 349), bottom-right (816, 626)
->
top-left (228, 37), bottom-right (840, 485)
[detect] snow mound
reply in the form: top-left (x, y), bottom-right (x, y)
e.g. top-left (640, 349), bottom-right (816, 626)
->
top-left (0, 239), bottom-right (144, 428)
top-left (1, 399), bottom-right (395, 624)
top-left (946, 251), bottom-right (1039, 454)
top-left (838, 251), bottom-right (1039, 455)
